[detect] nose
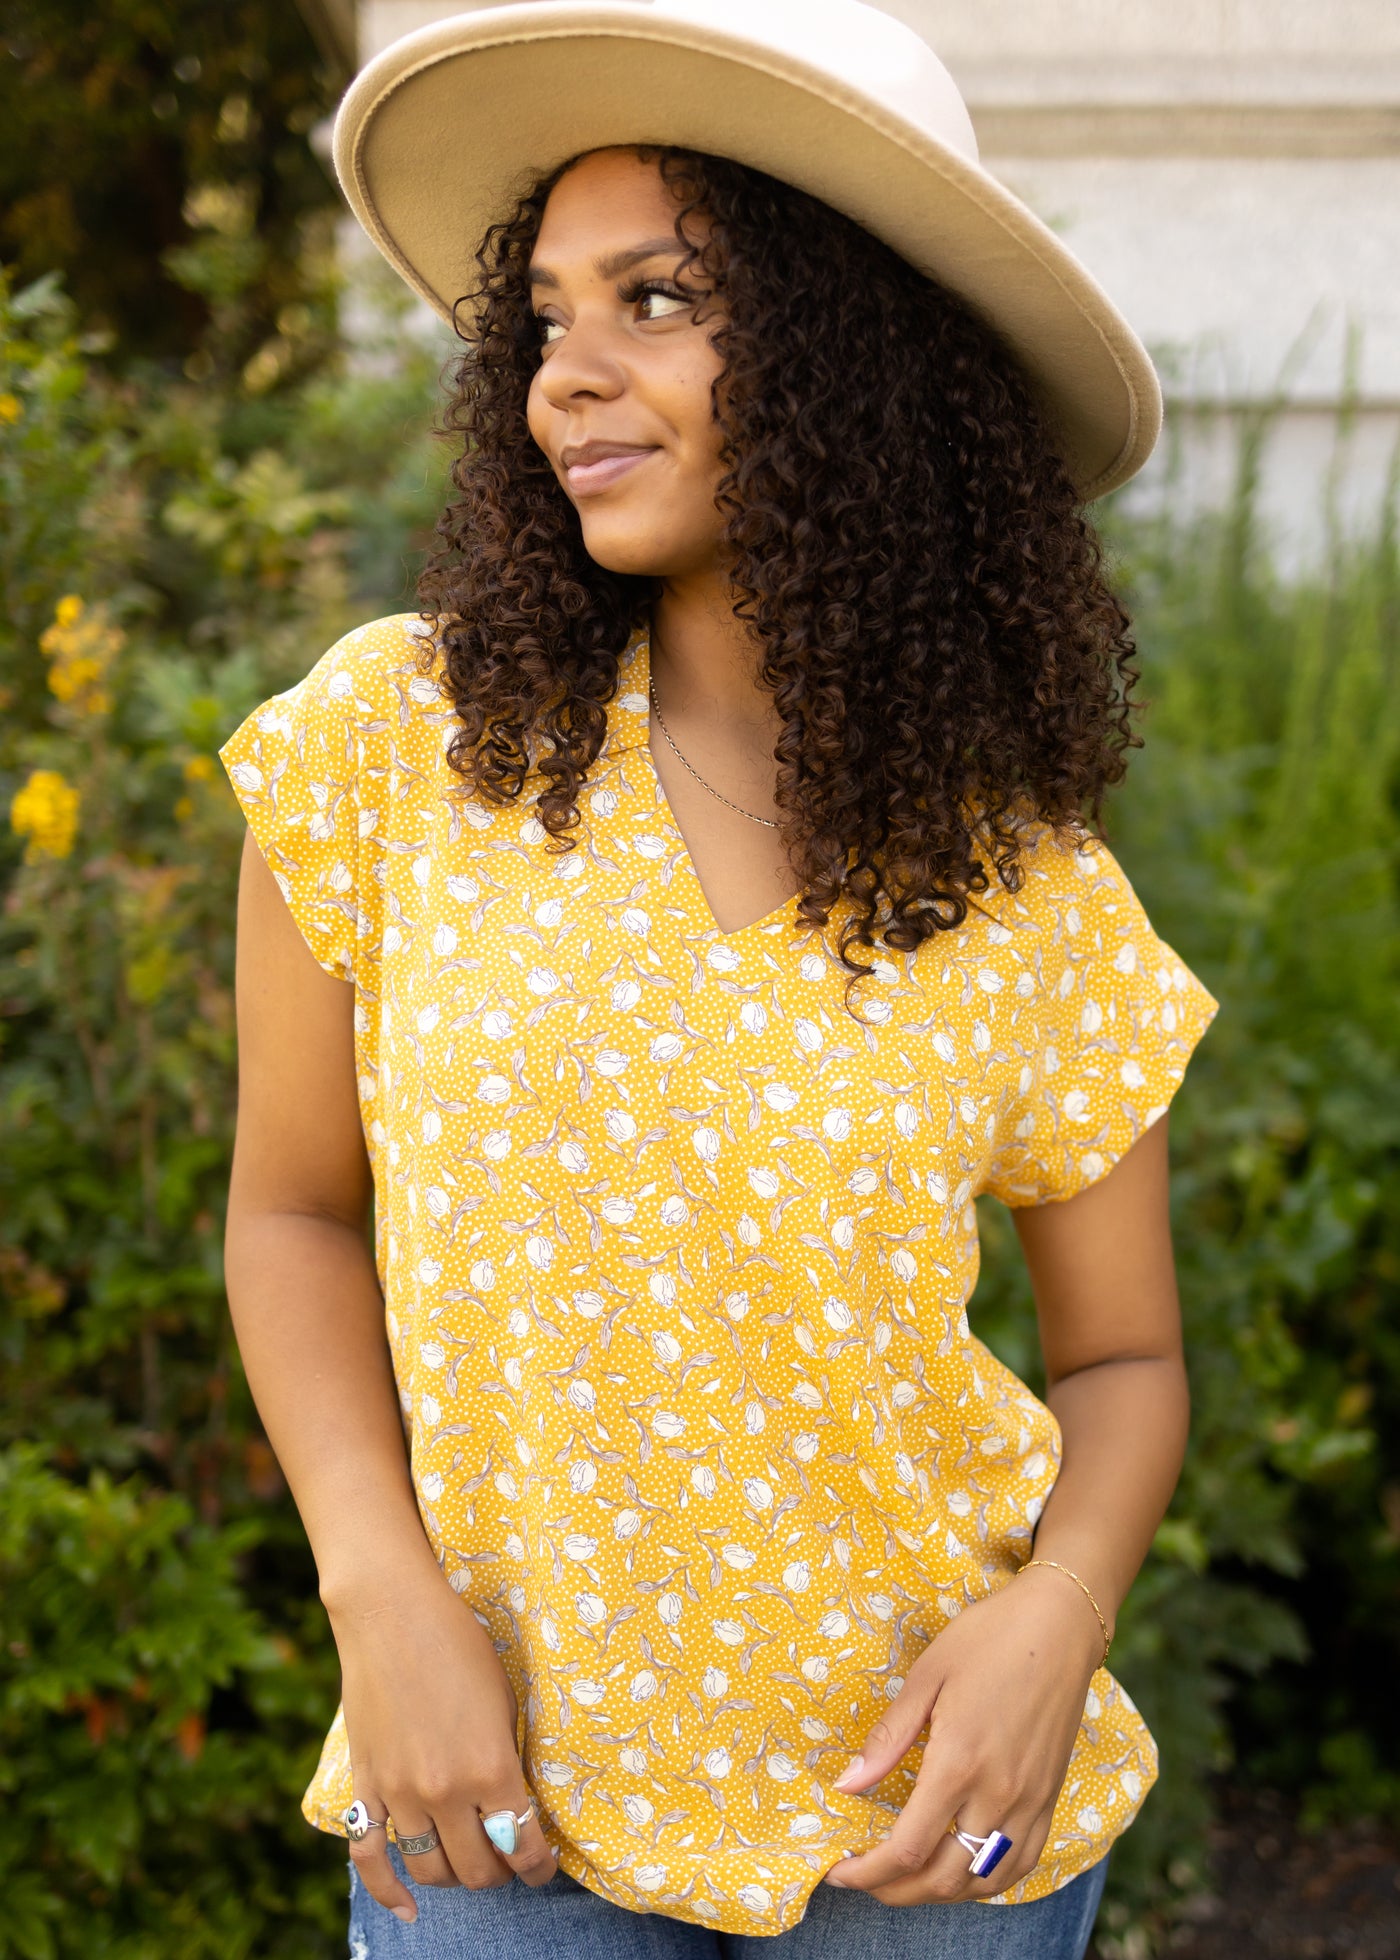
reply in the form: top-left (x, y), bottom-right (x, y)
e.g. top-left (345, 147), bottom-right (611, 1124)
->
top-left (533, 309), bottom-right (626, 413)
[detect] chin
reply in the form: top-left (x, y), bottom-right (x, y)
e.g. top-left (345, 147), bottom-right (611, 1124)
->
top-left (575, 517), bottom-right (703, 580)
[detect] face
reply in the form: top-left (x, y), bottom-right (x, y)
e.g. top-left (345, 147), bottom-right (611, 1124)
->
top-left (526, 148), bottom-right (728, 580)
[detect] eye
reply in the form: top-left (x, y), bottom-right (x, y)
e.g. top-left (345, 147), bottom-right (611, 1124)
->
top-left (625, 279), bottom-right (694, 322)
top-left (534, 314), bottom-right (565, 347)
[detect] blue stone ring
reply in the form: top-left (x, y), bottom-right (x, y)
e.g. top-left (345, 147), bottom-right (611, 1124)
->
top-left (480, 1798), bottom-right (536, 1857)
top-left (343, 1799), bottom-right (387, 1843)
top-left (950, 1819), bottom-right (1014, 1878)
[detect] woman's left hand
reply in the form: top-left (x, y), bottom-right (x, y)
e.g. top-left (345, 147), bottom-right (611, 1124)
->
top-left (822, 1565), bottom-right (1106, 1905)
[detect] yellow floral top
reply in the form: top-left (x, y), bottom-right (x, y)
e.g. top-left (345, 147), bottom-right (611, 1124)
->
top-left (220, 614), bottom-right (1218, 1937)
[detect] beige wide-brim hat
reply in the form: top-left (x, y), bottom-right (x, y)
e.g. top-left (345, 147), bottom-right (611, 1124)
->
top-left (333, 0), bottom-right (1161, 500)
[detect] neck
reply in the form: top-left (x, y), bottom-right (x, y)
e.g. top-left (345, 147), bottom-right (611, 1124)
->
top-left (649, 570), bottom-right (777, 740)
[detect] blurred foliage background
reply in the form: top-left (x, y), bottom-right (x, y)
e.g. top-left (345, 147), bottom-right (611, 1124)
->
top-left (0, 0), bottom-right (346, 380)
top-left (2, 6), bottom-right (1399, 1956)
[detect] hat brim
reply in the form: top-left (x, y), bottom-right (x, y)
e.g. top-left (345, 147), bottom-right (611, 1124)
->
top-left (334, 4), bottom-right (1161, 500)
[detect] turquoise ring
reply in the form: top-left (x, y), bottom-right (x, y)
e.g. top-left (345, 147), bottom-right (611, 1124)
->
top-left (480, 1799), bottom-right (535, 1856)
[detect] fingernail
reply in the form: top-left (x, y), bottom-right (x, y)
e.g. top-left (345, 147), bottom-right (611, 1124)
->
top-left (832, 1753), bottom-right (865, 1791)
top-left (391, 1906), bottom-right (417, 1923)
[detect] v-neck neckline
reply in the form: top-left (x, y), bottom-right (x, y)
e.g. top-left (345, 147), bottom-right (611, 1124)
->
top-left (617, 633), bottom-right (805, 946)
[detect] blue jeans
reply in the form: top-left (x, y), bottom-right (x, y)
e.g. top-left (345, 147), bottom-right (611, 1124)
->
top-left (348, 1844), bottom-right (1108, 1958)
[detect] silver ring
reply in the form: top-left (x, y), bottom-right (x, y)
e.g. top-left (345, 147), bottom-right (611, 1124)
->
top-left (344, 1799), bottom-right (387, 1843)
top-left (396, 1827), bottom-right (441, 1857)
top-left (480, 1798), bottom-right (536, 1857)
top-left (949, 1818), bottom-right (1014, 1878)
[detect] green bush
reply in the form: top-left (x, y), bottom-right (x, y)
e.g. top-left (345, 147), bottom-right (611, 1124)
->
top-left (0, 0), bottom-right (343, 372)
top-left (974, 411), bottom-right (1400, 1940)
top-left (1117, 432), bottom-right (1400, 1850)
top-left (0, 266), bottom-right (446, 1958)
top-left (2, 264), bottom-right (1398, 1955)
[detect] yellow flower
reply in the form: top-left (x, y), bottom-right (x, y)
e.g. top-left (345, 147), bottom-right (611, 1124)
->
top-left (0, 393), bottom-right (22, 425)
top-left (174, 795), bottom-right (195, 824)
top-left (182, 754), bottom-right (217, 783)
top-left (39, 596), bottom-right (123, 716)
top-left (10, 769), bottom-right (80, 862)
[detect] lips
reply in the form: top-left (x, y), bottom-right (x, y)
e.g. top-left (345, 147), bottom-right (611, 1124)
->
top-left (560, 440), bottom-right (658, 496)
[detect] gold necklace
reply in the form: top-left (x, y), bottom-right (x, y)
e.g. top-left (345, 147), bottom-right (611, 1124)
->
top-left (647, 660), bottom-right (781, 831)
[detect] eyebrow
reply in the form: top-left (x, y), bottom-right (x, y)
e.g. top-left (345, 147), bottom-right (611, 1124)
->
top-left (528, 237), bottom-right (688, 290)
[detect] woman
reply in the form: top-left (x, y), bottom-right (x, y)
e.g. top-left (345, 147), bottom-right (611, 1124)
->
top-left (220, 4), bottom-right (1216, 1955)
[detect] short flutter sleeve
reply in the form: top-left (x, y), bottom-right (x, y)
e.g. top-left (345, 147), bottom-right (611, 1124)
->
top-left (218, 623), bottom-right (392, 983)
top-left (980, 827), bottom-right (1219, 1207)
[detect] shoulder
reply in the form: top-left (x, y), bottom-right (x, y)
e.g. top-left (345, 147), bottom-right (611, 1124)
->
top-left (285, 612), bottom-right (444, 725)
top-left (982, 819), bottom-right (1208, 1029)
top-left (963, 819), bottom-right (1128, 947)
top-left (957, 819), bottom-right (1176, 1012)
top-left (220, 613), bottom-right (452, 811)
top-left (227, 612), bottom-right (452, 786)
top-left (1001, 820), bottom-right (1127, 914)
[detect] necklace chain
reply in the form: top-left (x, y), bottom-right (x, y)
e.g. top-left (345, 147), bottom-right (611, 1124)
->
top-left (647, 656), bottom-right (781, 830)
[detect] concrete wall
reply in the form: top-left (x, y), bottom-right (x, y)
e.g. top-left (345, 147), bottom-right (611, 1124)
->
top-left (898, 2), bottom-right (1400, 558)
top-left (342, 0), bottom-right (1400, 563)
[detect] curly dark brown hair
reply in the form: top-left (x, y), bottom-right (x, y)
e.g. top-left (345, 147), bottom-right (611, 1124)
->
top-left (416, 145), bottom-right (1140, 999)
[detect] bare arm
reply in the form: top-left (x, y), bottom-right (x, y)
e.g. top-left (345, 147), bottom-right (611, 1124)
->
top-left (224, 831), bottom-right (435, 1610)
top-left (225, 830), bottom-right (556, 1915)
top-left (1014, 1112), bottom-right (1189, 1642)
top-left (826, 1116), bottom-right (1187, 1904)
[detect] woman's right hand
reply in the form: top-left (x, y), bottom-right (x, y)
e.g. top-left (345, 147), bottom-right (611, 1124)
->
top-left (329, 1562), bottom-right (558, 1923)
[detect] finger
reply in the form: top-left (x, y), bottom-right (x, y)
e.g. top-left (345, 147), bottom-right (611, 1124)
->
top-left (387, 1806), bottom-right (458, 1889)
top-left (963, 1804), bottom-right (1054, 1903)
top-left (867, 1801), bottom-right (1044, 1908)
top-left (831, 1667), bottom-right (937, 1798)
top-left (473, 1775), bottom-right (558, 1888)
top-left (827, 1749), bottom-right (972, 1895)
top-left (346, 1792), bottom-right (419, 1924)
top-left (434, 1801), bottom-right (516, 1892)
top-left (863, 1822), bottom-right (986, 1907)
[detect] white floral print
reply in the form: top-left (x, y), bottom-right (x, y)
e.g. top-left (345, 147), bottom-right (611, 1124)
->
top-left (220, 617), bottom-right (1218, 1935)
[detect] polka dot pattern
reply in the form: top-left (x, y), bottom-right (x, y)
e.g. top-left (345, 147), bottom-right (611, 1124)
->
top-left (219, 615), bottom-right (1218, 1933)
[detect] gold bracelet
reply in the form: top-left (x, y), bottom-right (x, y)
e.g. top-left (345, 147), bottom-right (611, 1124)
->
top-left (1017, 1559), bottom-right (1111, 1667)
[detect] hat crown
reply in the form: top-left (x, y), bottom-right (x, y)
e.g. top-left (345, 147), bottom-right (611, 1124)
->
top-left (638, 0), bottom-right (979, 164)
